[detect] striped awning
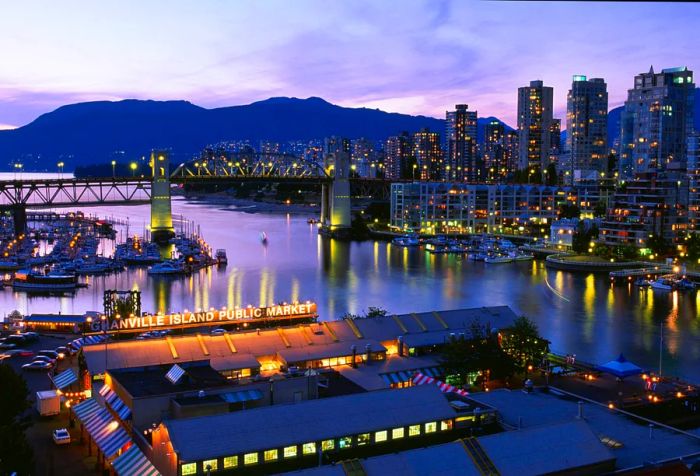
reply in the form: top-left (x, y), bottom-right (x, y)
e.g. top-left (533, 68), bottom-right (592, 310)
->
top-left (73, 398), bottom-right (102, 422)
top-left (99, 385), bottom-right (132, 420)
top-left (112, 445), bottom-right (160, 476)
top-left (165, 364), bottom-right (185, 384)
top-left (412, 371), bottom-right (468, 396)
top-left (51, 368), bottom-right (78, 390)
top-left (381, 367), bottom-right (440, 386)
top-left (93, 422), bottom-right (131, 459)
top-left (70, 334), bottom-right (107, 350)
top-left (220, 389), bottom-right (264, 404)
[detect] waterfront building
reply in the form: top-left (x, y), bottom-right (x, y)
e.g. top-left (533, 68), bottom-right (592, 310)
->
top-left (619, 66), bottom-right (695, 177)
top-left (566, 76), bottom-right (608, 176)
top-left (390, 182), bottom-right (576, 235)
top-left (412, 128), bottom-right (442, 180)
top-left (20, 313), bottom-right (90, 333)
top-left (446, 104), bottom-right (478, 181)
top-left (688, 133), bottom-right (700, 233)
top-left (599, 173), bottom-right (689, 248)
top-left (384, 132), bottom-right (412, 180)
top-left (517, 80), bottom-right (554, 173)
top-left (549, 218), bottom-right (578, 248)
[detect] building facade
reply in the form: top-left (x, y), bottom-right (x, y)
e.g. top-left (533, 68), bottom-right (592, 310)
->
top-left (446, 105), bottom-right (478, 182)
top-left (412, 128), bottom-right (443, 181)
top-left (482, 121), bottom-right (518, 182)
top-left (390, 182), bottom-right (576, 235)
top-left (518, 80), bottom-right (555, 172)
top-left (566, 76), bottom-right (608, 175)
top-left (385, 132), bottom-right (413, 180)
top-left (688, 133), bottom-right (700, 233)
top-left (619, 66), bottom-right (695, 177)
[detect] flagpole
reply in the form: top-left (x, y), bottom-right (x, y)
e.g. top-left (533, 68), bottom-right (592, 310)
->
top-left (658, 322), bottom-right (663, 377)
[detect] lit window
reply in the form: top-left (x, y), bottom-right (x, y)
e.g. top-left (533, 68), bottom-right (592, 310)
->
top-left (375, 430), bottom-right (388, 442)
top-left (321, 439), bottom-right (334, 451)
top-left (302, 443), bottom-right (316, 455)
top-left (264, 449), bottom-right (278, 462)
top-left (425, 422), bottom-right (437, 433)
top-left (339, 436), bottom-right (352, 449)
top-left (244, 453), bottom-right (259, 465)
top-left (181, 463), bottom-right (197, 475)
top-left (357, 433), bottom-right (370, 445)
top-left (284, 446), bottom-right (297, 458)
top-left (392, 427), bottom-right (405, 439)
top-left (202, 459), bottom-right (218, 471)
top-left (223, 456), bottom-right (238, 469)
top-left (408, 425), bottom-right (420, 436)
top-left (441, 420), bottom-right (453, 431)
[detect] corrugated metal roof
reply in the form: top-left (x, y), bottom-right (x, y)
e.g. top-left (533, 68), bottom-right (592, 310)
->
top-left (111, 445), bottom-right (161, 476)
top-left (166, 385), bottom-right (455, 462)
top-left (24, 314), bottom-right (86, 324)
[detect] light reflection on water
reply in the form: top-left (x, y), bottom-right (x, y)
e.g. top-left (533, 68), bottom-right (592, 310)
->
top-left (3, 196), bottom-right (699, 381)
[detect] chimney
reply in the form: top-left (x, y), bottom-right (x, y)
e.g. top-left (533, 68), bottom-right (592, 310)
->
top-left (351, 345), bottom-right (357, 368)
top-left (577, 401), bottom-right (584, 419)
top-left (365, 343), bottom-right (372, 363)
top-left (397, 336), bottom-right (404, 357)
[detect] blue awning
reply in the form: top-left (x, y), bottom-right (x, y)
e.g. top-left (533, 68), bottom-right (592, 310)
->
top-left (99, 385), bottom-right (132, 420)
top-left (221, 389), bottom-right (264, 404)
top-left (381, 367), bottom-right (440, 385)
top-left (70, 334), bottom-right (107, 350)
top-left (112, 445), bottom-right (161, 476)
top-left (51, 368), bottom-right (78, 390)
top-left (93, 423), bottom-right (131, 460)
top-left (73, 398), bottom-right (101, 422)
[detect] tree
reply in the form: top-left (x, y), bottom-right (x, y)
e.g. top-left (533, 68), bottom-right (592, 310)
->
top-left (545, 163), bottom-right (558, 186)
top-left (558, 203), bottom-right (581, 219)
top-left (684, 233), bottom-right (700, 262)
top-left (341, 306), bottom-right (389, 320)
top-left (440, 320), bottom-right (517, 388)
top-left (500, 316), bottom-right (549, 372)
top-left (593, 201), bottom-right (608, 218)
top-left (0, 364), bottom-right (34, 475)
top-left (647, 233), bottom-right (669, 256)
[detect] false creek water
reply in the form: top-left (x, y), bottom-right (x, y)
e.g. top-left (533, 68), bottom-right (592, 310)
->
top-left (2, 174), bottom-right (699, 382)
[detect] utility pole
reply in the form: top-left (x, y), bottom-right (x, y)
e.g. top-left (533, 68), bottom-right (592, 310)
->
top-left (658, 322), bottom-right (663, 377)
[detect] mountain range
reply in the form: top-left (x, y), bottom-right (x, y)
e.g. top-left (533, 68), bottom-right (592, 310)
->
top-left (1, 90), bottom-right (698, 171)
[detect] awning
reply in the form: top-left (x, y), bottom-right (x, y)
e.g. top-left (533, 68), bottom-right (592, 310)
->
top-left (73, 398), bottom-right (102, 422)
top-left (412, 371), bottom-right (468, 396)
top-left (51, 368), bottom-right (78, 390)
top-left (598, 353), bottom-right (643, 379)
top-left (70, 334), bottom-right (107, 350)
top-left (221, 389), bottom-right (264, 404)
top-left (93, 422), bottom-right (131, 459)
top-left (99, 385), bottom-right (132, 420)
top-left (112, 445), bottom-right (161, 476)
top-left (380, 367), bottom-right (441, 386)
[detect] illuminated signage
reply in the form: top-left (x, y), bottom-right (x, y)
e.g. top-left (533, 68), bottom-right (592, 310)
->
top-left (88, 302), bottom-right (317, 333)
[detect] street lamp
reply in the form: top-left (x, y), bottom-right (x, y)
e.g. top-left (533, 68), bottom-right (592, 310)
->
top-left (412, 163), bottom-right (417, 180)
top-left (111, 160), bottom-right (116, 178)
top-left (129, 162), bottom-right (137, 177)
top-left (57, 161), bottom-right (65, 178)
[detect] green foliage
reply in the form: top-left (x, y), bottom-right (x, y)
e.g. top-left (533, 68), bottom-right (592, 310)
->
top-left (341, 306), bottom-right (389, 320)
top-left (0, 364), bottom-right (34, 475)
top-left (558, 203), bottom-right (581, 219)
top-left (440, 320), bottom-right (517, 388)
top-left (684, 233), bottom-right (700, 262)
top-left (545, 163), bottom-right (558, 185)
top-left (500, 316), bottom-right (549, 372)
top-left (647, 233), bottom-right (669, 256)
top-left (593, 201), bottom-right (608, 218)
top-left (572, 223), bottom-right (598, 253)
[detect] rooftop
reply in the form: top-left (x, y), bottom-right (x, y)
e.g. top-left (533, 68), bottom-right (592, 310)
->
top-left (470, 389), bottom-right (700, 469)
top-left (23, 313), bottom-right (87, 324)
top-left (165, 385), bottom-right (456, 462)
top-left (108, 361), bottom-right (229, 398)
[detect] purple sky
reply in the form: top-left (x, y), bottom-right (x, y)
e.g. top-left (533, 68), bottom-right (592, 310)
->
top-left (0, 1), bottom-right (697, 129)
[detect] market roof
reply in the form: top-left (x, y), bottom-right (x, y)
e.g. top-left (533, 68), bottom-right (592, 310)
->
top-left (470, 389), bottom-right (700, 469)
top-left (83, 306), bottom-right (517, 375)
top-left (285, 421), bottom-right (613, 476)
top-left (108, 361), bottom-right (229, 398)
top-left (165, 385), bottom-right (455, 462)
top-left (23, 313), bottom-right (87, 324)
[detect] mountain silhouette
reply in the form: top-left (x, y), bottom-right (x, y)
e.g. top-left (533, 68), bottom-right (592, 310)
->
top-left (0, 97), bottom-right (518, 171)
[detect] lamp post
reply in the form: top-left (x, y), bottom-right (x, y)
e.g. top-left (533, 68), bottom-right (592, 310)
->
top-left (111, 160), bottom-right (116, 178)
top-left (57, 161), bottom-right (65, 178)
top-left (412, 163), bottom-right (417, 181)
top-left (129, 162), bottom-right (137, 177)
top-left (101, 314), bottom-right (107, 375)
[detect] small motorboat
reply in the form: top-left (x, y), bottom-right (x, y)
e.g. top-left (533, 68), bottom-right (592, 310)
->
top-left (484, 254), bottom-right (514, 264)
top-left (634, 278), bottom-right (650, 287)
top-left (392, 234), bottom-right (420, 247)
top-left (215, 249), bottom-right (228, 265)
top-left (649, 277), bottom-right (675, 291)
top-left (260, 232), bottom-right (268, 245)
top-left (148, 261), bottom-right (185, 276)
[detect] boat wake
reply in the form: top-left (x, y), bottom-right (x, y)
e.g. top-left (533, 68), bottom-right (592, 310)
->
top-left (544, 273), bottom-right (570, 302)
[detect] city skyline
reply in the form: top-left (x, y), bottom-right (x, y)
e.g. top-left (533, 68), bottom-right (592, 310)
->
top-left (0, 1), bottom-right (697, 129)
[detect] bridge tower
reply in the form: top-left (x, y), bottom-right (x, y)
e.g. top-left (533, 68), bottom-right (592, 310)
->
top-left (320, 147), bottom-right (352, 236)
top-left (150, 150), bottom-right (175, 244)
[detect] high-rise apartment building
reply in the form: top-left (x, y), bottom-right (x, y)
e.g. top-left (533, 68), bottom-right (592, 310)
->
top-left (566, 76), bottom-right (608, 175)
top-left (446, 105), bottom-right (478, 181)
top-left (351, 138), bottom-right (377, 178)
top-left (688, 133), bottom-right (700, 233)
top-left (385, 132), bottom-right (412, 180)
top-left (619, 66), bottom-right (695, 177)
top-left (482, 121), bottom-right (518, 182)
top-left (517, 80), bottom-right (554, 172)
top-left (412, 128), bottom-right (442, 180)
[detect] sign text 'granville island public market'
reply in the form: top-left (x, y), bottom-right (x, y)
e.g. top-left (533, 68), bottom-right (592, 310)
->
top-left (89, 302), bottom-right (317, 332)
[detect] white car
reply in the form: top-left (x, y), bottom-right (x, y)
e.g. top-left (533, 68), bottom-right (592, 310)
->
top-left (53, 428), bottom-right (71, 445)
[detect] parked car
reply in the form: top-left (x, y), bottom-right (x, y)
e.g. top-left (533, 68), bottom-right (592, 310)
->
top-left (52, 429), bottom-right (71, 445)
top-left (37, 350), bottom-right (60, 360)
top-left (0, 341), bottom-right (17, 350)
top-left (21, 332), bottom-right (39, 342)
top-left (210, 328), bottom-right (226, 336)
top-left (3, 349), bottom-right (34, 357)
top-left (32, 355), bottom-right (57, 365)
top-left (22, 361), bottom-right (53, 371)
top-left (55, 346), bottom-right (72, 359)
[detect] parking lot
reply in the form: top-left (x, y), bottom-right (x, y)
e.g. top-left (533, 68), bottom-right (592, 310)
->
top-left (2, 332), bottom-right (100, 476)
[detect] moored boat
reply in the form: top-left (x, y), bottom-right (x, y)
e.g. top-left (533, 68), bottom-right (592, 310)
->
top-left (12, 269), bottom-right (78, 291)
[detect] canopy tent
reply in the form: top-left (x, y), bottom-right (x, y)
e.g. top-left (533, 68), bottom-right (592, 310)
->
top-left (412, 371), bottom-right (468, 396)
top-left (598, 354), bottom-right (643, 378)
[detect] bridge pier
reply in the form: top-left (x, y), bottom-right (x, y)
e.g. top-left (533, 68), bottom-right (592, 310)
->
top-left (319, 150), bottom-right (352, 238)
top-left (150, 150), bottom-right (175, 244)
